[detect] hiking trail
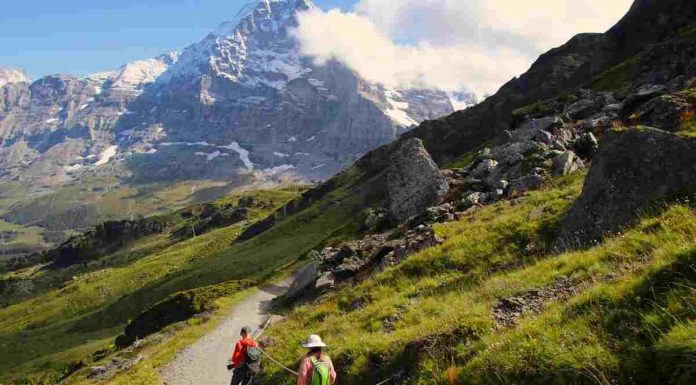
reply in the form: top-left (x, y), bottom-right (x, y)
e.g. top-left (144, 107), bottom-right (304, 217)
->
top-left (161, 276), bottom-right (294, 385)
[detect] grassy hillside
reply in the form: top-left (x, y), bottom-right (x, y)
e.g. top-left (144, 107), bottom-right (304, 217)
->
top-left (0, 173), bottom-right (252, 260)
top-left (0, 165), bottom-right (381, 384)
top-left (0, 186), bottom-right (304, 384)
top-left (257, 173), bottom-right (696, 385)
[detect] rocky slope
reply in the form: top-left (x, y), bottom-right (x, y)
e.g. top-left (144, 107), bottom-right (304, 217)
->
top-left (0, 0), bottom-right (453, 189)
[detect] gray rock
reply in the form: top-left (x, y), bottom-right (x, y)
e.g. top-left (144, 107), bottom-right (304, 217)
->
top-left (573, 133), bottom-right (599, 159)
top-left (286, 263), bottom-right (319, 300)
top-left (492, 141), bottom-right (543, 165)
top-left (334, 257), bottom-right (370, 278)
top-left (509, 117), bottom-right (563, 143)
top-left (386, 138), bottom-right (449, 223)
top-left (535, 130), bottom-right (555, 145)
top-left (486, 179), bottom-right (509, 191)
top-left (556, 128), bottom-right (696, 250)
top-left (552, 125), bottom-right (576, 145)
top-left (486, 189), bottom-right (505, 203)
top-left (470, 159), bottom-right (498, 179)
top-left (603, 103), bottom-right (624, 114)
top-left (622, 84), bottom-right (667, 113)
top-left (630, 93), bottom-right (693, 132)
top-left (315, 272), bottom-right (336, 290)
top-left (88, 366), bottom-right (108, 379)
top-left (457, 192), bottom-right (485, 210)
top-left (507, 175), bottom-right (545, 198)
top-left (566, 99), bottom-right (599, 119)
top-left (552, 151), bottom-right (583, 176)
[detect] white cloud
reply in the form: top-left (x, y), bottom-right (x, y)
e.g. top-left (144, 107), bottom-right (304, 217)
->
top-left (294, 0), bottom-right (633, 97)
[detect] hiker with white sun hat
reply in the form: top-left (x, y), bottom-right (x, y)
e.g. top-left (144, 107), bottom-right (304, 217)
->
top-left (297, 334), bottom-right (336, 385)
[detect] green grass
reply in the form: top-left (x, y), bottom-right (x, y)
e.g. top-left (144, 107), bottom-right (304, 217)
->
top-left (590, 55), bottom-right (640, 92)
top-left (0, 167), bottom-right (375, 384)
top-left (0, 175), bottom-right (249, 262)
top-left (0, 187), bottom-right (304, 384)
top-left (255, 173), bottom-right (696, 385)
top-left (0, 219), bottom-right (48, 261)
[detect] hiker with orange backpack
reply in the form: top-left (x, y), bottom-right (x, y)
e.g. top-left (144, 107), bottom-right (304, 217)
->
top-left (228, 326), bottom-right (262, 385)
top-left (297, 334), bottom-right (337, 385)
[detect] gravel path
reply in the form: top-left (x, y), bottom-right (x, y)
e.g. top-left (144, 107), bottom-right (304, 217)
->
top-left (161, 277), bottom-right (295, 385)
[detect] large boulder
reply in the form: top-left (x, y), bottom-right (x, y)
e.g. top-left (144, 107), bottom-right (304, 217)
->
top-left (630, 93), bottom-right (694, 132)
top-left (556, 128), bottom-right (696, 250)
top-left (386, 138), bottom-right (449, 223)
top-left (285, 263), bottom-right (319, 300)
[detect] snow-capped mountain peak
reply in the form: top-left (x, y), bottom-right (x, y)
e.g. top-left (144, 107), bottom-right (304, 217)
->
top-left (0, 0), bottom-right (455, 189)
top-left (160, 0), bottom-right (313, 88)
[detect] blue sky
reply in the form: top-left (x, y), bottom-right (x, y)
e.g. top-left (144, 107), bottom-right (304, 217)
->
top-left (0, 0), bottom-right (355, 80)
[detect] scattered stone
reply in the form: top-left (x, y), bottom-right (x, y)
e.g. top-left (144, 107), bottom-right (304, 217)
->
top-left (573, 132), bottom-right (599, 159)
top-left (622, 84), bottom-right (667, 113)
top-left (533, 129), bottom-right (554, 145)
top-left (552, 151), bottom-right (583, 176)
top-left (386, 138), bottom-right (449, 223)
top-left (87, 355), bottom-right (143, 380)
top-left (629, 93), bottom-right (694, 132)
top-left (507, 175), bottom-right (545, 198)
top-left (88, 366), bottom-right (108, 379)
top-left (492, 141), bottom-right (543, 165)
top-left (470, 159), bottom-right (498, 179)
top-left (315, 272), bottom-right (336, 290)
top-left (457, 192), bottom-right (485, 210)
top-left (493, 277), bottom-right (578, 327)
top-left (566, 98), bottom-right (598, 119)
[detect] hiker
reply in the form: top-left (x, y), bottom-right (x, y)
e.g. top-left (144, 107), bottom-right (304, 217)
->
top-left (297, 334), bottom-right (336, 385)
top-left (228, 326), bottom-right (261, 385)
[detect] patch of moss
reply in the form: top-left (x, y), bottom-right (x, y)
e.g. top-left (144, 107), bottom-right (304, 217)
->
top-left (512, 101), bottom-right (554, 120)
top-left (591, 55), bottom-right (640, 92)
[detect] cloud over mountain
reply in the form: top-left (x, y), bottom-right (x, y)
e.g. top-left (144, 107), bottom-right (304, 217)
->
top-left (294, 0), bottom-right (632, 98)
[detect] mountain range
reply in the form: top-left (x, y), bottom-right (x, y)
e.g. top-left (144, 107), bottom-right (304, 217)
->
top-left (0, 0), bottom-right (458, 257)
top-left (0, 0), bottom-right (456, 187)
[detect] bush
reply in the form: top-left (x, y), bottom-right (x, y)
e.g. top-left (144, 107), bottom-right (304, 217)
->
top-left (115, 280), bottom-right (253, 347)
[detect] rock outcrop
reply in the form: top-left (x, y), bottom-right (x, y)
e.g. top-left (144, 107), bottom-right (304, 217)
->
top-left (385, 138), bottom-right (449, 223)
top-left (556, 127), bottom-right (696, 250)
top-left (312, 225), bottom-right (443, 290)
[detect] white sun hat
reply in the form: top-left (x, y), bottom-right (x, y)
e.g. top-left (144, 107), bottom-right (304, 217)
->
top-left (302, 334), bottom-right (327, 348)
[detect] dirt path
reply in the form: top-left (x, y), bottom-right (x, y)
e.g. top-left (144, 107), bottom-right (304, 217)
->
top-left (161, 277), bottom-right (294, 385)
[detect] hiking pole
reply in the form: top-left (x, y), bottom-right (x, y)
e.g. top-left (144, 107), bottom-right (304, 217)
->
top-left (252, 317), bottom-right (272, 340)
top-left (257, 347), bottom-right (300, 376)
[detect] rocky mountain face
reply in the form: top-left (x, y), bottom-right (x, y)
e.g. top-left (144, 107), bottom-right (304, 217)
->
top-left (241, 0), bottom-right (696, 261)
top-left (403, 0), bottom-right (696, 165)
top-left (0, 0), bottom-right (453, 190)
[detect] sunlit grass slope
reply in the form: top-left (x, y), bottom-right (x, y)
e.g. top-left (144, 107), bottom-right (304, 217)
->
top-left (258, 173), bottom-right (696, 385)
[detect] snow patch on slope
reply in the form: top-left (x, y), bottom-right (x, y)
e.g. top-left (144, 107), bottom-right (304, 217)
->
top-left (94, 145), bottom-right (118, 166)
top-left (220, 142), bottom-right (254, 171)
top-left (383, 90), bottom-right (418, 127)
